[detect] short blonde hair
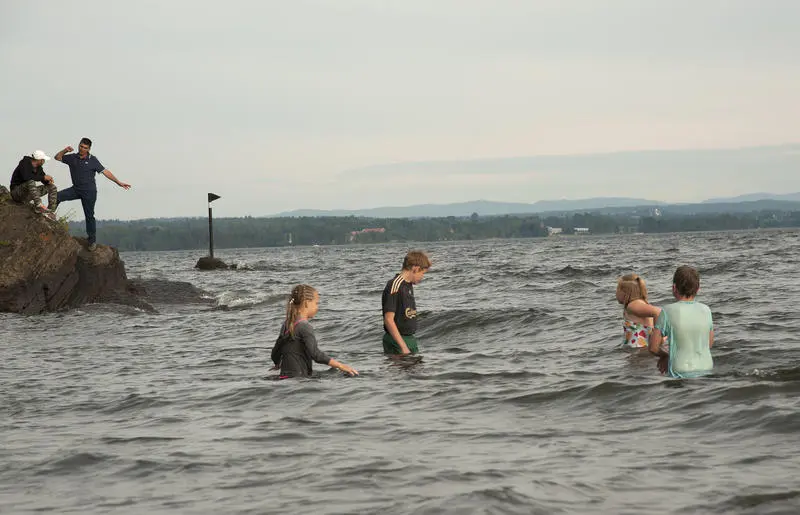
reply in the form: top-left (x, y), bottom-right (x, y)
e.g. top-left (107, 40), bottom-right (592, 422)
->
top-left (616, 273), bottom-right (648, 306)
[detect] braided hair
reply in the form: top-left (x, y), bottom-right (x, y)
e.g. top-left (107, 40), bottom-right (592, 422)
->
top-left (284, 284), bottom-right (318, 336)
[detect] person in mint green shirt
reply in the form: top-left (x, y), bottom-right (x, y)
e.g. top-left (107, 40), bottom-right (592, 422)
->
top-left (648, 265), bottom-right (715, 378)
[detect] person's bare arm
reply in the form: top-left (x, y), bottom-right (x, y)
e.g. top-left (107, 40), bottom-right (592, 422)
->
top-left (101, 169), bottom-right (131, 189)
top-left (54, 146), bottom-right (73, 162)
top-left (648, 328), bottom-right (667, 357)
top-left (626, 299), bottom-right (661, 320)
top-left (328, 358), bottom-right (358, 376)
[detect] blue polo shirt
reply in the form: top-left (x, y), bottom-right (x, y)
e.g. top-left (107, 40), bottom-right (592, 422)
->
top-left (61, 152), bottom-right (105, 191)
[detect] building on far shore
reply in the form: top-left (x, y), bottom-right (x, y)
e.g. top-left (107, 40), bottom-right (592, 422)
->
top-left (348, 227), bottom-right (386, 242)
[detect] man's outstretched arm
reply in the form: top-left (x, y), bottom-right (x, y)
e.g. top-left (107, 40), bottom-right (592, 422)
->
top-left (101, 169), bottom-right (131, 189)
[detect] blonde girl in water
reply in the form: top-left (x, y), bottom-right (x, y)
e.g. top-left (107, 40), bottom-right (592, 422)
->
top-left (616, 274), bottom-right (664, 349)
top-left (270, 284), bottom-right (358, 378)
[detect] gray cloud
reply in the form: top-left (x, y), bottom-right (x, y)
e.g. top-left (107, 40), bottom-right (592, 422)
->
top-left (2, 0), bottom-right (799, 219)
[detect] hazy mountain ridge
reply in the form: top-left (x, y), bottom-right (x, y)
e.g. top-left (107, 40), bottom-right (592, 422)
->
top-left (273, 194), bottom-right (800, 218)
top-left (288, 143), bottom-right (799, 217)
top-left (701, 192), bottom-right (800, 203)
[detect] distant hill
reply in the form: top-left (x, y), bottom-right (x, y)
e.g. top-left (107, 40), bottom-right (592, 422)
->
top-left (271, 143), bottom-right (800, 217)
top-left (701, 192), bottom-right (800, 203)
top-left (271, 194), bottom-right (800, 218)
top-left (272, 197), bottom-right (663, 218)
top-left (664, 199), bottom-right (800, 214)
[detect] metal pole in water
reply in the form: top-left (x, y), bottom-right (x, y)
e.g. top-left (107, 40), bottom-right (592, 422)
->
top-left (208, 206), bottom-right (214, 258)
top-left (208, 193), bottom-right (221, 258)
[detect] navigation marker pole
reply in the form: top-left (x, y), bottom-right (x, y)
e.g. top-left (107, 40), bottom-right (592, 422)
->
top-left (208, 192), bottom-right (221, 259)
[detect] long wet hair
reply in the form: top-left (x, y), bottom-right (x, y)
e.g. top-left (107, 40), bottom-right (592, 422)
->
top-left (284, 284), bottom-right (318, 336)
top-left (616, 273), bottom-right (648, 307)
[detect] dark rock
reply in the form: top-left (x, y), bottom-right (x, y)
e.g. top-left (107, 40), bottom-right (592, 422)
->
top-left (127, 278), bottom-right (214, 305)
top-left (195, 256), bottom-right (229, 270)
top-left (0, 195), bottom-right (145, 314)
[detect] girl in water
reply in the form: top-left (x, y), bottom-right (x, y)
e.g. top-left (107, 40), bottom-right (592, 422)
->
top-left (271, 284), bottom-right (358, 378)
top-left (616, 274), bottom-right (664, 349)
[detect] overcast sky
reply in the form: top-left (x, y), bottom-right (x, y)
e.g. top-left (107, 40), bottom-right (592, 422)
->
top-left (2, 0), bottom-right (799, 219)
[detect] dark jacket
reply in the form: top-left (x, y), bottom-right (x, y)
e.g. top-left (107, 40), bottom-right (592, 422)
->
top-left (271, 321), bottom-right (331, 377)
top-left (10, 156), bottom-right (47, 189)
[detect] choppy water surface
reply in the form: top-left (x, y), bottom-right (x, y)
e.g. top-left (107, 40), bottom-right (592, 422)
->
top-left (2, 230), bottom-right (800, 514)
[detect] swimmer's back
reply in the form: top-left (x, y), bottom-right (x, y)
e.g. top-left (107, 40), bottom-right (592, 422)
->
top-left (658, 301), bottom-right (714, 377)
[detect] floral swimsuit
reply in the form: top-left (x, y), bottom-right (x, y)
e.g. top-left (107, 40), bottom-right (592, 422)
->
top-left (622, 317), bottom-right (652, 348)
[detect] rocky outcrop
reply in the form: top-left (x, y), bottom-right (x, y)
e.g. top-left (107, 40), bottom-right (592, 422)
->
top-left (195, 255), bottom-right (230, 270)
top-left (0, 190), bottom-right (139, 314)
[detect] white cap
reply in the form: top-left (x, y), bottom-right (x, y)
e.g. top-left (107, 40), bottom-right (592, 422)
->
top-left (32, 150), bottom-right (51, 161)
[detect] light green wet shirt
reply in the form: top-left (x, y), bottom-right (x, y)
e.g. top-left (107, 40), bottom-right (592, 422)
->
top-left (655, 301), bottom-right (714, 378)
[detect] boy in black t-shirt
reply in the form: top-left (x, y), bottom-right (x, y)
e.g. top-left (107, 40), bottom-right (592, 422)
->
top-left (381, 250), bottom-right (431, 354)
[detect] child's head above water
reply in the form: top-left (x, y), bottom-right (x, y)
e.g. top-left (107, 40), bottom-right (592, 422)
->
top-left (401, 250), bottom-right (432, 284)
top-left (616, 273), bottom-right (648, 306)
top-left (284, 284), bottom-right (319, 334)
top-left (402, 250), bottom-right (432, 270)
top-left (672, 265), bottom-right (700, 298)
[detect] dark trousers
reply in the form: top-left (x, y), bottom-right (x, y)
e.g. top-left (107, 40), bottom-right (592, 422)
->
top-left (57, 187), bottom-right (97, 244)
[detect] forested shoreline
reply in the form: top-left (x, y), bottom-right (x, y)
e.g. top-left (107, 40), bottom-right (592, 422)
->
top-left (76, 209), bottom-right (800, 251)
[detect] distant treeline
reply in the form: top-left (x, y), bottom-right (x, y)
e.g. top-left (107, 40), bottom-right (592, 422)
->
top-left (83, 209), bottom-right (800, 251)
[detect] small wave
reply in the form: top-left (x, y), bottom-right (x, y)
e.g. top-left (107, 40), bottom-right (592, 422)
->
top-left (711, 490), bottom-right (800, 513)
top-left (743, 321), bottom-right (792, 333)
top-left (414, 485), bottom-right (574, 514)
top-left (114, 458), bottom-right (174, 479)
top-left (746, 366), bottom-right (800, 382)
top-left (81, 303), bottom-right (155, 315)
top-left (415, 370), bottom-right (546, 382)
top-left (554, 264), bottom-right (616, 278)
top-left (98, 393), bottom-right (172, 414)
top-left (34, 452), bottom-right (111, 476)
top-left (502, 379), bottom-right (657, 408)
top-left (101, 435), bottom-right (183, 444)
top-left (189, 357), bottom-right (234, 368)
top-left (561, 279), bottom-right (600, 291)
top-left (213, 432), bottom-right (309, 444)
top-left (229, 260), bottom-right (308, 272)
top-left (278, 416), bottom-right (322, 425)
top-left (213, 291), bottom-right (285, 311)
top-left (700, 261), bottom-right (746, 276)
top-left (422, 307), bottom-right (560, 339)
top-left (203, 385), bottom-right (278, 407)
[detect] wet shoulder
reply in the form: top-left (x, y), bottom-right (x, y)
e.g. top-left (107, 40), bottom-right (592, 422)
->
top-left (294, 320), bottom-right (314, 337)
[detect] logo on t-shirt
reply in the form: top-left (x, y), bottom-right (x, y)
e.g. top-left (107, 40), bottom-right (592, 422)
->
top-left (405, 308), bottom-right (417, 319)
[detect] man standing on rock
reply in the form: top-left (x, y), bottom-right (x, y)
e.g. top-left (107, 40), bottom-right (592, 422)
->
top-left (9, 150), bottom-right (58, 220)
top-left (54, 137), bottom-right (131, 251)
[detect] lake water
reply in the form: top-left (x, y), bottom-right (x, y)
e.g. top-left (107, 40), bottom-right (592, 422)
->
top-left (2, 230), bottom-right (800, 514)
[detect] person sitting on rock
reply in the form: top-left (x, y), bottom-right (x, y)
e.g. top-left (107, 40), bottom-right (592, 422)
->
top-left (9, 150), bottom-right (58, 220)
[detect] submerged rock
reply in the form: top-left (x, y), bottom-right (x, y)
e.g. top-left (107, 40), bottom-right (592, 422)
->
top-left (195, 256), bottom-right (230, 270)
top-left (0, 192), bottom-right (143, 314)
top-left (126, 278), bottom-right (214, 305)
